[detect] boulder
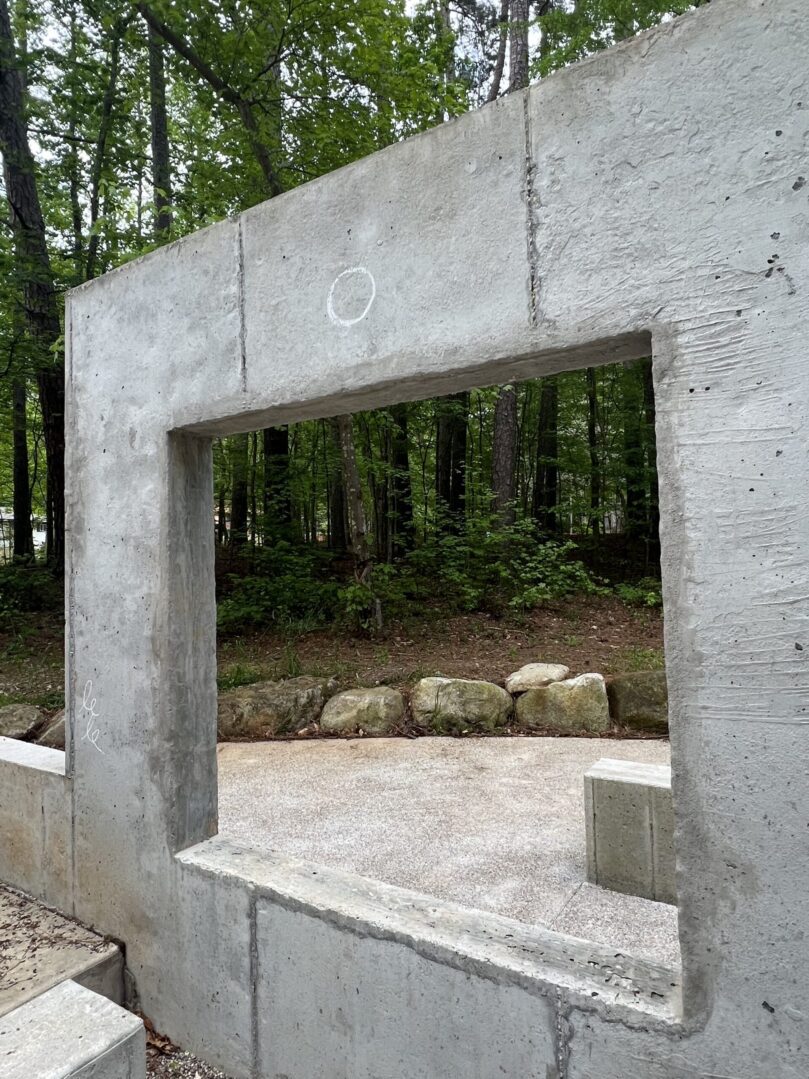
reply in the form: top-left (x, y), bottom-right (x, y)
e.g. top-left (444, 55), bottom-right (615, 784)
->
top-left (217, 676), bottom-right (337, 739)
top-left (410, 677), bottom-right (512, 734)
top-left (607, 671), bottom-right (668, 733)
top-left (505, 662), bottom-right (571, 694)
top-left (319, 687), bottom-right (405, 736)
top-left (0, 703), bottom-right (44, 741)
top-left (37, 710), bottom-right (66, 750)
top-left (515, 673), bottom-right (610, 733)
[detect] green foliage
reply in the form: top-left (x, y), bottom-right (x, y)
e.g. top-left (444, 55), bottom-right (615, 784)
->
top-left (216, 543), bottom-right (341, 636)
top-left (615, 577), bottom-right (663, 607)
top-left (0, 565), bottom-right (62, 615)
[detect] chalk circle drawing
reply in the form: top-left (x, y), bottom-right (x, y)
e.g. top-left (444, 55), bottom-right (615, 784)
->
top-left (327, 266), bottom-right (376, 327)
top-left (80, 679), bottom-right (104, 754)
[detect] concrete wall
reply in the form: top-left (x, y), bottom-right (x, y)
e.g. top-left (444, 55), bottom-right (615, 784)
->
top-left (0, 738), bottom-right (72, 911)
top-left (585, 758), bottom-right (676, 904)
top-left (0, 0), bottom-right (805, 1075)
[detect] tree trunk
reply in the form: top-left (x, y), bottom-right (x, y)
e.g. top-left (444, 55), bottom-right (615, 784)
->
top-left (327, 419), bottom-right (347, 551)
top-left (641, 357), bottom-right (660, 572)
top-left (586, 366), bottom-right (600, 539)
top-left (492, 383), bottom-right (518, 524)
top-left (622, 361), bottom-right (648, 549)
top-left (12, 378), bottom-right (33, 559)
top-left (229, 433), bottom-right (249, 548)
top-left (389, 403), bottom-right (413, 557)
top-left (216, 484), bottom-right (227, 545)
top-left (85, 20), bottom-right (126, 281)
top-left (262, 425), bottom-right (291, 539)
top-left (435, 391), bottom-right (467, 528)
top-left (0, 0), bottom-right (64, 571)
top-left (533, 376), bottom-right (559, 533)
top-left (509, 0), bottom-right (529, 92)
top-left (147, 20), bottom-right (172, 238)
top-left (486, 0), bottom-right (510, 102)
top-left (335, 414), bottom-right (381, 630)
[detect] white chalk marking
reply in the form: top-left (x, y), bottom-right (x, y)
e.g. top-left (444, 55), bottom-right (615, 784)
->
top-left (327, 266), bottom-right (376, 327)
top-left (80, 679), bottom-right (104, 754)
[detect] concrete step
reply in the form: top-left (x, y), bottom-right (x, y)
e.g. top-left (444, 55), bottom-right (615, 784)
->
top-left (0, 979), bottom-right (144, 1078)
top-left (0, 884), bottom-right (123, 1018)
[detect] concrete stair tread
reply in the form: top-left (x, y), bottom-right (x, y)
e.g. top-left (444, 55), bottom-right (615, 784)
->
top-left (0, 884), bottom-right (122, 1018)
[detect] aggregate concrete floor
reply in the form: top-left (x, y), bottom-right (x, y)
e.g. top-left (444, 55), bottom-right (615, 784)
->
top-left (218, 736), bottom-right (679, 968)
top-left (0, 885), bottom-right (121, 1017)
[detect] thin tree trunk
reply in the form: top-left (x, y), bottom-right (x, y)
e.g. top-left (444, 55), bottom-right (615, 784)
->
top-left (262, 425), bottom-right (291, 539)
top-left (336, 413), bottom-right (381, 630)
top-left (217, 484), bottom-right (228, 545)
top-left (533, 376), bottom-right (559, 533)
top-left (389, 403), bottom-right (413, 557)
top-left (435, 391), bottom-right (467, 529)
top-left (586, 367), bottom-right (600, 539)
top-left (492, 383), bottom-right (517, 524)
top-left (229, 434), bottom-right (249, 548)
top-left (622, 361), bottom-right (648, 549)
top-left (0, 0), bottom-right (64, 570)
top-left (641, 357), bottom-right (660, 572)
top-left (327, 419), bottom-right (347, 551)
top-left (85, 20), bottom-right (127, 281)
top-left (486, 0), bottom-right (510, 102)
top-left (12, 378), bottom-right (33, 558)
top-left (147, 20), bottom-right (172, 238)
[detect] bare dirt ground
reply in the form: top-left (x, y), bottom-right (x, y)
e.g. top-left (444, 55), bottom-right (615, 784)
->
top-left (0, 595), bottom-right (663, 712)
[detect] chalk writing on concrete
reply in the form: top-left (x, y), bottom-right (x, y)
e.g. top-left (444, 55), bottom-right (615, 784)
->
top-left (80, 679), bottom-right (104, 754)
top-left (327, 266), bottom-right (376, 327)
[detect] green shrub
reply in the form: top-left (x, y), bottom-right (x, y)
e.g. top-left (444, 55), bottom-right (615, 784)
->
top-left (615, 578), bottom-right (663, 608)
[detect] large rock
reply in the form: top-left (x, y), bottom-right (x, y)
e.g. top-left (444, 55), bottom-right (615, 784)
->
top-left (218, 676), bottom-right (337, 739)
top-left (505, 663), bottom-right (571, 694)
top-left (515, 673), bottom-right (610, 733)
top-left (410, 677), bottom-right (512, 734)
top-left (319, 687), bottom-right (405, 736)
top-left (607, 671), bottom-right (668, 733)
top-left (37, 710), bottom-right (66, 750)
top-left (0, 703), bottom-right (43, 741)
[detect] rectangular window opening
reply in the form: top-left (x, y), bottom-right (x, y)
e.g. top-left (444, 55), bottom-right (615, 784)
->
top-left (211, 356), bottom-right (679, 973)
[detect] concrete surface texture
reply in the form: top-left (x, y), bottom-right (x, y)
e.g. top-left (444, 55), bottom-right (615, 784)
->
top-left (0, 885), bottom-right (122, 1017)
top-left (218, 737), bottom-right (679, 967)
top-left (0, 979), bottom-right (145, 1079)
top-left (0, 1), bottom-right (805, 1076)
top-left (584, 758), bottom-right (676, 905)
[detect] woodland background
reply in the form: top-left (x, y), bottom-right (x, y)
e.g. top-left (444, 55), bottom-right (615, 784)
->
top-left (0, 0), bottom-right (708, 693)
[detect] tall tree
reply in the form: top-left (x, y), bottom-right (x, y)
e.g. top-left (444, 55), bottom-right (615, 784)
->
top-left (435, 391), bottom-right (467, 527)
top-left (11, 376), bottom-right (32, 557)
top-left (0, 0), bottom-right (64, 569)
top-left (147, 21), bottom-right (172, 239)
top-left (533, 376), bottom-right (559, 533)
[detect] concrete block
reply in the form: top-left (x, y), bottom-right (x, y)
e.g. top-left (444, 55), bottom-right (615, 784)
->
top-left (0, 980), bottom-right (145, 1078)
top-left (0, 738), bottom-right (72, 909)
top-left (585, 758), bottom-right (676, 905)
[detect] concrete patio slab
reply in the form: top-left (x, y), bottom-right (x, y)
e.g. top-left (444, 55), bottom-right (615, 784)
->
top-left (217, 736), bottom-right (678, 966)
top-left (0, 885), bottom-right (123, 1018)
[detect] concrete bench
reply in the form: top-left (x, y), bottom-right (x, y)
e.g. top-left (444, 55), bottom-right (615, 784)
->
top-left (0, 979), bottom-right (145, 1078)
top-left (584, 758), bottom-right (676, 905)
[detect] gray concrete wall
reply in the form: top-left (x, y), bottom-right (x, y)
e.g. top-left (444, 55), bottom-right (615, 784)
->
top-left (0, 0), bottom-right (804, 1075)
top-left (585, 758), bottom-right (676, 904)
top-left (0, 737), bottom-right (72, 910)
